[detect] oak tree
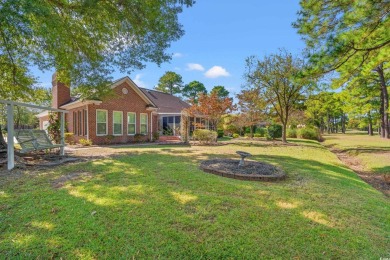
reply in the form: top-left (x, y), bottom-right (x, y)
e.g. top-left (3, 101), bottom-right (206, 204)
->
top-left (0, 0), bottom-right (194, 100)
top-left (244, 50), bottom-right (312, 143)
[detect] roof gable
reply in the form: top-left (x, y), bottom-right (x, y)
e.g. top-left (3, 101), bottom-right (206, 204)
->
top-left (110, 77), bottom-right (156, 107)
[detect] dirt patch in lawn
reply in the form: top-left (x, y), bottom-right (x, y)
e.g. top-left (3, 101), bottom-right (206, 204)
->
top-left (325, 146), bottom-right (389, 197)
top-left (52, 171), bottom-right (93, 189)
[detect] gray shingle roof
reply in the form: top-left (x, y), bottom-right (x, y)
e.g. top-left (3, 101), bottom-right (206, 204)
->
top-left (139, 88), bottom-right (190, 114)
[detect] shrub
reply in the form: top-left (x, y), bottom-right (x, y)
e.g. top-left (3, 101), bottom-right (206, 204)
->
top-left (298, 127), bottom-right (320, 140)
top-left (232, 133), bottom-right (239, 138)
top-left (253, 133), bottom-right (262, 138)
top-left (152, 132), bottom-right (159, 142)
top-left (192, 129), bottom-right (217, 144)
top-left (217, 129), bottom-right (224, 138)
top-left (79, 138), bottom-right (92, 146)
top-left (267, 124), bottom-right (282, 139)
top-left (64, 132), bottom-right (74, 144)
top-left (287, 128), bottom-right (297, 138)
top-left (105, 135), bottom-right (115, 144)
top-left (134, 133), bottom-right (146, 143)
top-left (255, 127), bottom-right (267, 137)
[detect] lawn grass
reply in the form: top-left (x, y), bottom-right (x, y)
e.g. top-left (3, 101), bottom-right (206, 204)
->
top-left (323, 131), bottom-right (390, 174)
top-left (0, 140), bottom-right (389, 259)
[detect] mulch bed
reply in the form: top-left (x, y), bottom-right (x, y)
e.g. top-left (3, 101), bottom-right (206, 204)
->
top-left (200, 159), bottom-right (286, 181)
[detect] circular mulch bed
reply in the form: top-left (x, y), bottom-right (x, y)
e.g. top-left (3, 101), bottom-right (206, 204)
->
top-left (200, 159), bottom-right (286, 181)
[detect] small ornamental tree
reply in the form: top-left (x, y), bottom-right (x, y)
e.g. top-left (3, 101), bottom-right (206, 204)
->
top-left (236, 88), bottom-right (267, 138)
top-left (185, 92), bottom-right (235, 136)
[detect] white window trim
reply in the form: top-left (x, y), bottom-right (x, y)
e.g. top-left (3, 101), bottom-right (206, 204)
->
top-left (113, 111), bottom-right (123, 136)
top-left (140, 113), bottom-right (148, 135)
top-left (96, 109), bottom-right (108, 136)
top-left (127, 112), bottom-right (136, 136)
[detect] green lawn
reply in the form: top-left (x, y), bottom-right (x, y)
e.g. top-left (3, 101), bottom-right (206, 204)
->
top-left (323, 131), bottom-right (390, 174)
top-left (0, 139), bottom-right (389, 259)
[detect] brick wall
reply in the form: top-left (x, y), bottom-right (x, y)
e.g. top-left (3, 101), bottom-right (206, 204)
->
top-left (84, 81), bottom-right (158, 145)
top-left (52, 73), bottom-right (71, 109)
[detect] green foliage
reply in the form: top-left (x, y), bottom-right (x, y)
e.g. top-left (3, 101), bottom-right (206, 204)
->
top-left (298, 128), bottom-right (320, 141)
top-left (253, 133), bottom-right (262, 138)
top-left (152, 132), bottom-right (160, 142)
top-left (232, 133), bottom-right (239, 138)
top-left (47, 112), bottom-right (61, 144)
top-left (294, 0), bottom-right (388, 78)
top-left (255, 127), bottom-right (267, 137)
top-left (192, 129), bottom-right (217, 144)
top-left (79, 138), bottom-right (92, 146)
top-left (134, 134), bottom-right (146, 143)
top-left (287, 128), bottom-right (297, 138)
top-left (217, 129), bottom-right (224, 138)
top-left (64, 132), bottom-right (74, 144)
top-left (1, 1), bottom-right (194, 99)
top-left (155, 71), bottom-right (183, 95)
top-left (182, 81), bottom-right (207, 103)
top-left (211, 86), bottom-right (229, 99)
top-left (244, 50), bottom-right (313, 142)
top-left (267, 124), bottom-right (282, 139)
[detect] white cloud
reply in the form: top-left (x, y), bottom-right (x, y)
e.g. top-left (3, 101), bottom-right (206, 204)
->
top-left (204, 66), bottom-right (230, 78)
top-left (186, 63), bottom-right (205, 71)
top-left (133, 74), bottom-right (148, 88)
top-left (172, 52), bottom-right (183, 58)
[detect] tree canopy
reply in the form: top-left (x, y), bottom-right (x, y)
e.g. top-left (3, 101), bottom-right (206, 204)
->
top-left (294, 0), bottom-right (389, 138)
top-left (0, 0), bottom-right (194, 100)
top-left (185, 92), bottom-right (234, 131)
top-left (211, 86), bottom-right (230, 99)
top-left (244, 50), bottom-right (312, 143)
top-left (294, 0), bottom-right (389, 77)
top-left (155, 71), bottom-right (183, 95)
top-left (182, 80), bottom-right (207, 103)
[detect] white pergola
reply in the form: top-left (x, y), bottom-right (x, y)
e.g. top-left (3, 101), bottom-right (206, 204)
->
top-left (0, 99), bottom-right (68, 170)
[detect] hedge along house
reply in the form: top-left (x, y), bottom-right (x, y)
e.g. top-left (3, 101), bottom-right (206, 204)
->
top-left (38, 73), bottom-right (190, 144)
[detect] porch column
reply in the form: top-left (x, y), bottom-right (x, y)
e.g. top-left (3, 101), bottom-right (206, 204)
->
top-left (7, 103), bottom-right (14, 170)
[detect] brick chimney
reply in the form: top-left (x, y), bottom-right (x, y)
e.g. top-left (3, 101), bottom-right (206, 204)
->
top-left (52, 72), bottom-right (71, 109)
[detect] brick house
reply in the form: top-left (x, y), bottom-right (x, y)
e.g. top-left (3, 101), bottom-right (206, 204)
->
top-left (37, 73), bottom-right (190, 144)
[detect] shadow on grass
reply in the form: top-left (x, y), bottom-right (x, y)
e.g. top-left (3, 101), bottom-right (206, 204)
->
top-left (372, 166), bottom-right (390, 174)
top-left (0, 151), bottom-right (388, 259)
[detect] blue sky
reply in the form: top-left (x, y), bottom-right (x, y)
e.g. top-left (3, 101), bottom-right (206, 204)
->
top-left (35, 1), bottom-right (304, 98)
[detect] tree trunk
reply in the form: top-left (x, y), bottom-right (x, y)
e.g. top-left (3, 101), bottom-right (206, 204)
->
top-left (327, 113), bottom-right (331, 134)
top-left (282, 123), bottom-right (287, 143)
top-left (367, 112), bottom-right (373, 136)
top-left (375, 64), bottom-right (389, 139)
top-left (341, 113), bottom-right (346, 134)
top-left (0, 125), bottom-right (7, 157)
